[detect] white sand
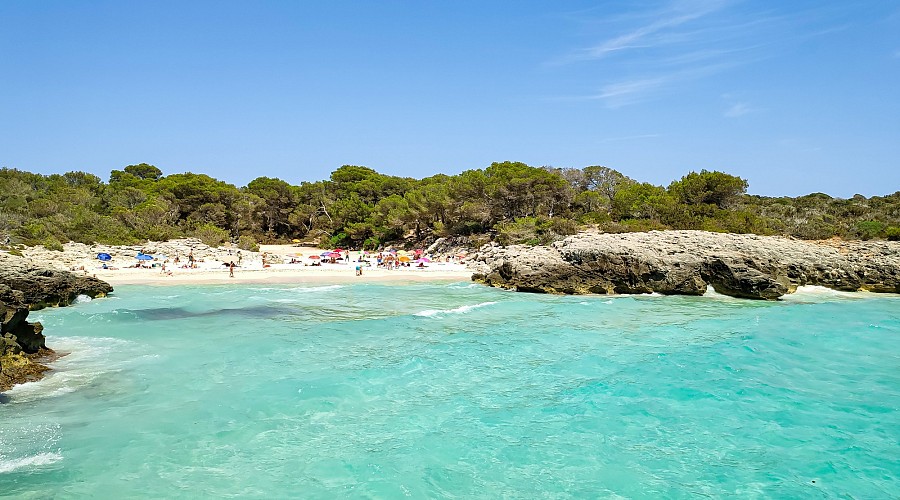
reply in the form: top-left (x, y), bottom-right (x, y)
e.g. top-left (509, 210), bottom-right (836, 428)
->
top-left (25, 241), bottom-right (474, 286)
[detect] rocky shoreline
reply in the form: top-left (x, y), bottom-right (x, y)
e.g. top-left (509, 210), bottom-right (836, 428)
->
top-left (471, 230), bottom-right (900, 299)
top-left (0, 253), bottom-right (113, 392)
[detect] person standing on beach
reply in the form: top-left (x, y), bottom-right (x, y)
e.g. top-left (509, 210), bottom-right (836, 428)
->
top-left (229, 261), bottom-right (235, 277)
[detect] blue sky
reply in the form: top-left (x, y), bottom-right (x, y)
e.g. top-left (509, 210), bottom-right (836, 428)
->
top-left (1, 0), bottom-right (898, 197)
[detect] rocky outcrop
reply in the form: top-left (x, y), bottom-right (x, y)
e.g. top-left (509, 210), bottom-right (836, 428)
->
top-left (1, 252), bottom-right (113, 392)
top-left (471, 231), bottom-right (900, 300)
top-left (0, 254), bottom-right (113, 309)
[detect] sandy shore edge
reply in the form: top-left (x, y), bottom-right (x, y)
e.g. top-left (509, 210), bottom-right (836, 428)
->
top-left (15, 241), bottom-right (476, 287)
top-left (97, 267), bottom-right (475, 286)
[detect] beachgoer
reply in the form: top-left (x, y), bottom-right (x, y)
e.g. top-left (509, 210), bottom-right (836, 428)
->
top-left (237, 251), bottom-right (242, 266)
top-left (355, 264), bottom-right (363, 276)
top-left (229, 261), bottom-right (235, 277)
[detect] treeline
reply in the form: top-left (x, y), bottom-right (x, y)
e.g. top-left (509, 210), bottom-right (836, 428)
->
top-left (1, 162), bottom-right (898, 251)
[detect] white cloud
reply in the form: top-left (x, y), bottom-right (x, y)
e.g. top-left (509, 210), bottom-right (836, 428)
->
top-left (550, 1), bottom-right (852, 108)
top-left (574, 0), bottom-right (729, 61)
top-left (589, 78), bottom-right (669, 108)
top-left (724, 102), bottom-right (752, 117)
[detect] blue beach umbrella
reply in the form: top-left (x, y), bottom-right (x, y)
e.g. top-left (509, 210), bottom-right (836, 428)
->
top-left (97, 253), bottom-right (112, 261)
top-left (136, 253), bottom-right (154, 261)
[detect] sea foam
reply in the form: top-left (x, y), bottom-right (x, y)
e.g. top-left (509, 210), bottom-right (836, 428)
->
top-left (781, 285), bottom-right (869, 303)
top-left (415, 301), bottom-right (497, 317)
top-left (5, 336), bottom-right (139, 403)
top-left (0, 452), bottom-right (63, 474)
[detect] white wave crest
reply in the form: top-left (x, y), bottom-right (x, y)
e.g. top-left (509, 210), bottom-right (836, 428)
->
top-left (5, 336), bottom-right (137, 403)
top-left (74, 294), bottom-right (92, 303)
top-left (0, 452), bottom-right (63, 474)
top-left (702, 285), bottom-right (743, 301)
top-left (781, 285), bottom-right (868, 303)
top-left (288, 284), bottom-right (344, 293)
top-left (415, 301), bottom-right (497, 317)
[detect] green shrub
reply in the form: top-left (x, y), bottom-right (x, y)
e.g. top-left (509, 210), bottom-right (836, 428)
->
top-left (42, 236), bottom-right (64, 251)
top-left (577, 211), bottom-right (611, 225)
top-left (885, 226), bottom-right (900, 241)
top-left (362, 236), bottom-right (380, 250)
top-left (496, 218), bottom-right (537, 246)
top-left (238, 234), bottom-right (260, 252)
top-left (17, 222), bottom-right (51, 245)
top-left (496, 217), bottom-right (578, 246)
top-left (329, 232), bottom-right (351, 248)
top-left (192, 223), bottom-right (229, 247)
top-left (606, 219), bottom-right (669, 233)
top-left (549, 218), bottom-right (579, 237)
top-left (793, 218), bottom-right (837, 240)
top-left (855, 220), bottom-right (885, 240)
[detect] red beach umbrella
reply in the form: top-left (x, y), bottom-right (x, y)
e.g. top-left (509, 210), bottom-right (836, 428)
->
top-left (308, 255), bottom-right (320, 260)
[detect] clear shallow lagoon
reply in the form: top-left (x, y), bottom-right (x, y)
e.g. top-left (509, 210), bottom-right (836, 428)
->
top-left (1, 282), bottom-right (898, 498)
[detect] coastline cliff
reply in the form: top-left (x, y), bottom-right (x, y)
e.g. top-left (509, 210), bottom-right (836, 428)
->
top-left (471, 230), bottom-right (900, 299)
top-left (0, 253), bottom-right (113, 392)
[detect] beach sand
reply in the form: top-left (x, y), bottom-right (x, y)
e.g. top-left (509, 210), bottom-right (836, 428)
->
top-left (76, 244), bottom-right (474, 286)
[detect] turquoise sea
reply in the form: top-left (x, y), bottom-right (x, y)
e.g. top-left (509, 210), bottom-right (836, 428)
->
top-left (1, 282), bottom-right (898, 498)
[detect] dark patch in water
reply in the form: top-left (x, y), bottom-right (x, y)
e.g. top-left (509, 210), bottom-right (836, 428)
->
top-left (114, 304), bottom-right (299, 321)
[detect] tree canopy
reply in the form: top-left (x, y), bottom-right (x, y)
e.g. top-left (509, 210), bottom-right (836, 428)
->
top-left (0, 162), bottom-right (897, 251)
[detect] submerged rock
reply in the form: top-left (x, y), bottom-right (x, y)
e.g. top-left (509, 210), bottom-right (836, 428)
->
top-left (471, 231), bottom-right (900, 300)
top-left (0, 253), bottom-right (113, 392)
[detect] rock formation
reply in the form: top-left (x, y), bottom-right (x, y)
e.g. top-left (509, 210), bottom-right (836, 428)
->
top-left (471, 230), bottom-right (900, 299)
top-left (1, 252), bottom-right (113, 392)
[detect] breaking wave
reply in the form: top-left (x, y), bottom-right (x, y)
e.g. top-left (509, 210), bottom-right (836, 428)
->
top-left (0, 452), bottom-right (63, 474)
top-left (414, 301), bottom-right (497, 317)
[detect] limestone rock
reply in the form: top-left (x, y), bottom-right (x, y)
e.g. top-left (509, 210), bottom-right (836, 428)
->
top-left (0, 253), bottom-right (113, 392)
top-left (472, 230), bottom-right (900, 300)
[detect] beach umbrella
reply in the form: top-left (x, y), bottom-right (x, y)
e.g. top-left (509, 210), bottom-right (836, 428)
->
top-left (308, 255), bottom-right (320, 260)
top-left (396, 250), bottom-right (409, 256)
top-left (333, 248), bottom-right (343, 252)
top-left (328, 252), bottom-right (342, 257)
top-left (136, 253), bottom-right (153, 260)
top-left (415, 257), bottom-right (431, 263)
top-left (398, 256), bottom-right (411, 262)
top-left (97, 253), bottom-right (112, 261)
top-left (291, 239), bottom-right (301, 243)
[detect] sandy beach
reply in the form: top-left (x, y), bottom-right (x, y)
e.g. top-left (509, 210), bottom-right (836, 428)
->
top-left (17, 242), bottom-right (475, 286)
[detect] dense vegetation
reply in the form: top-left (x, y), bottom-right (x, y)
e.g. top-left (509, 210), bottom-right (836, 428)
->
top-left (1, 162), bottom-right (898, 251)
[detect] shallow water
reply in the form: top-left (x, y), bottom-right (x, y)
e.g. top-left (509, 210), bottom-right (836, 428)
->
top-left (1, 282), bottom-right (898, 498)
